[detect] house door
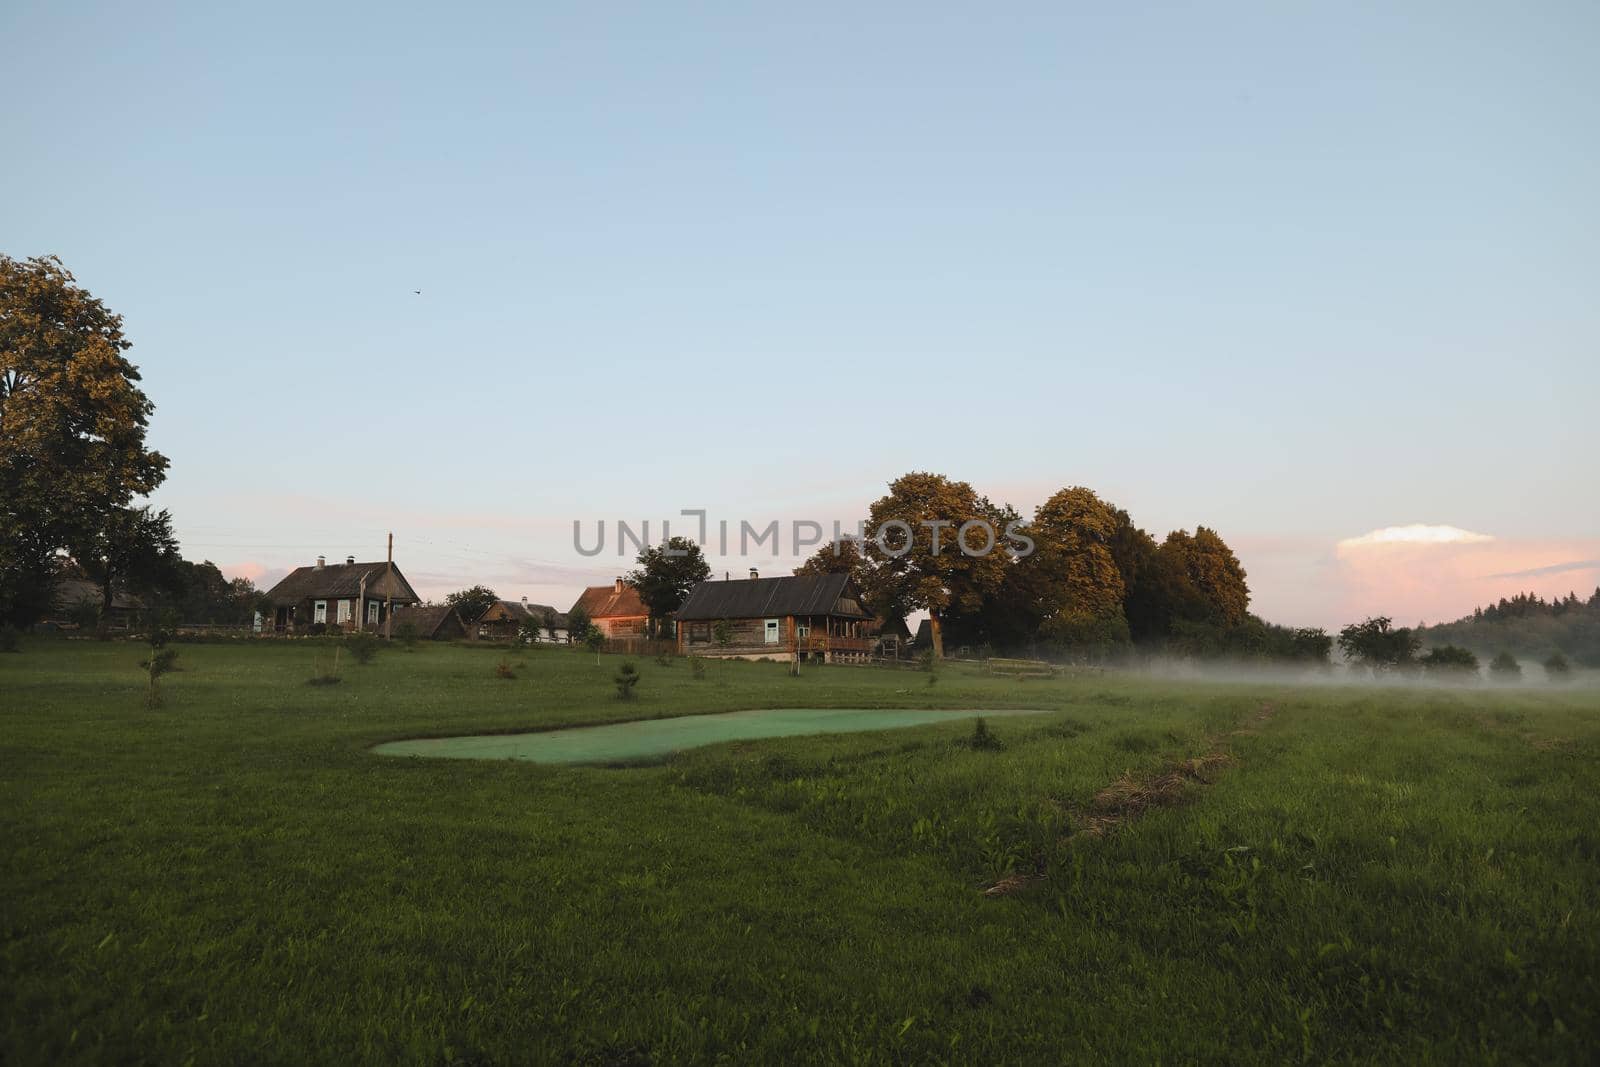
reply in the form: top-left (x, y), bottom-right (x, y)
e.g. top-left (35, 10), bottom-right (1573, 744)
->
top-left (764, 619), bottom-right (780, 644)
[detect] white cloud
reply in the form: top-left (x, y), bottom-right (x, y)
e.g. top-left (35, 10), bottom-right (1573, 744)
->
top-left (1338, 524), bottom-right (1495, 549)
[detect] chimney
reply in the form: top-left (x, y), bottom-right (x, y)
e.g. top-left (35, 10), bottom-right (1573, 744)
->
top-left (749, 568), bottom-right (759, 580)
top-left (315, 555), bottom-right (325, 570)
top-left (614, 577), bottom-right (624, 593)
top-left (345, 555), bottom-right (355, 566)
top-left (521, 596), bottom-right (528, 605)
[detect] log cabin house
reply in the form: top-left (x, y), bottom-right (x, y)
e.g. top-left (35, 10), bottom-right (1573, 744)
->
top-left (262, 555), bottom-right (420, 634)
top-left (477, 598), bottom-right (567, 641)
top-left (674, 570), bottom-right (877, 662)
top-left (569, 578), bottom-right (649, 638)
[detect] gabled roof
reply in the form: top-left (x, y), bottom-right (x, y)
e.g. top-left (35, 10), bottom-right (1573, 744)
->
top-left (674, 573), bottom-right (873, 622)
top-left (263, 561), bottom-right (420, 605)
top-left (53, 578), bottom-right (142, 613)
top-left (571, 583), bottom-right (648, 620)
top-left (484, 600), bottom-right (568, 626)
top-left (389, 604), bottom-right (465, 639)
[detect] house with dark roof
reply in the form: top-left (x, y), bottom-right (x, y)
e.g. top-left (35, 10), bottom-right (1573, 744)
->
top-left (477, 598), bottom-right (568, 642)
top-left (388, 604), bottom-right (468, 641)
top-left (262, 555), bottom-right (420, 633)
top-left (46, 577), bottom-right (144, 631)
top-left (674, 569), bottom-right (877, 662)
top-left (570, 578), bottom-right (649, 638)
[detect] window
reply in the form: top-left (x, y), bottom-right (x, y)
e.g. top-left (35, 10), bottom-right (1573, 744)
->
top-left (764, 619), bottom-right (780, 644)
top-left (314, 600), bottom-right (327, 624)
top-left (367, 601), bottom-right (380, 624)
top-left (337, 600), bottom-right (352, 623)
top-left (797, 623), bottom-right (810, 639)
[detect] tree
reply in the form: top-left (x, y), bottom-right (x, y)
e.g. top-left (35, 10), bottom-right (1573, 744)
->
top-left (628, 537), bottom-right (710, 637)
top-left (1543, 652), bottom-right (1572, 682)
top-left (583, 624), bottom-right (605, 663)
top-left (566, 604), bottom-right (591, 645)
top-left (1337, 616), bottom-right (1420, 672)
top-left (1420, 644), bottom-right (1479, 678)
top-left (1488, 651), bottom-right (1522, 681)
top-left (1026, 487), bottom-right (1129, 651)
top-left (1162, 527), bottom-right (1250, 627)
top-left (443, 585), bottom-right (497, 623)
top-left (863, 472), bottom-right (1009, 658)
top-left (70, 506), bottom-right (180, 636)
top-left (1, 255), bottom-right (168, 626)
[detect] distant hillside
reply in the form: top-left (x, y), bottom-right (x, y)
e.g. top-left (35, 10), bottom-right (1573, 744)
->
top-left (1417, 589), bottom-right (1600, 668)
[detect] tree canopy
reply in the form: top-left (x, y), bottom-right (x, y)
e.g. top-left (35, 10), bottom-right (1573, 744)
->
top-left (629, 536), bottom-right (711, 635)
top-left (444, 585), bottom-right (498, 623)
top-left (1, 256), bottom-right (168, 626)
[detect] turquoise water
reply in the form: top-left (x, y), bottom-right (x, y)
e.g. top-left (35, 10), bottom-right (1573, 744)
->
top-left (372, 707), bottom-right (1049, 765)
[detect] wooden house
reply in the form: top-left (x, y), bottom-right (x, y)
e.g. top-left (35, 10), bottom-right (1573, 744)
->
top-left (477, 598), bottom-right (567, 642)
top-left (47, 577), bottom-right (144, 631)
top-left (262, 555), bottom-right (420, 634)
top-left (674, 570), bottom-right (876, 662)
top-left (388, 604), bottom-right (468, 641)
top-left (570, 578), bottom-right (649, 638)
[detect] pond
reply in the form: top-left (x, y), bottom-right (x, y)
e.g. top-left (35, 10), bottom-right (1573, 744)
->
top-left (372, 707), bottom-right (1050, 765)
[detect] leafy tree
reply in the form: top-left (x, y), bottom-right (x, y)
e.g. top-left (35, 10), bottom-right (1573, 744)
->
top-left (863, 472), bottom-right (1009, 657)
top-left (1161, 527), bottom-right (1250, 628)
top-left (1488, 651), bottom-right (1522, 681)
top-left (1543, 652), bottom-right (1572, 681)
top-left (566, 604), bottom-right (591, 645)
top-left (1026, 487), bottom-right (1129, 650)
top-left (628, 537), bottom-right (710, 637)
top-left (583, 623), bottom-right (605, 662)
top-left (518, 613), bottom-right (544, 645)
top-left (138, 627), bottom-right (179, 709)
top-left (1337, 616), bottom-right (1420, 672)
top-left (1, 255), bottom-right (168, 626)
top-left (543, 609), bottom-right (560, 644)
top-left (443, 585), bottom-right (498, 623)
top-left (1420, 644), bottom-right (1478, 677)
top-left (713, 619), bottom-right (733, 648)
top-left (70, 505), bottom-right (180, 637)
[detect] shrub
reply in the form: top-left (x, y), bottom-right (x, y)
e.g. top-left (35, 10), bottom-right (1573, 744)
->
top-left (138, 629), bottom-right (179, 709)
top-left (712, 619), bottom-right (733, 649)
top-left (921, 649), bottom-right (939, 686)
top-left (495, 659), bottom-right (516, 680)
top-left (584, 625), bottom-right (605, 663)
top-left (346, 631), bottom-right (379, 665)
top-left (968, 717), bottom-right (1004, 751)
top-left (1421, 645), bottom-right (1479, 678)
top-left (689, 655), bottom-right (707, 680)
top-left (306, 673), bottom-right (341, 687)
top-left (614, 661), bottom-right (640, 699)
top-left (1543, 652), bottom-right (1572, 682)
top-left (654, 653), bottom-right (673, 667)
top-left (305, 622), bottom-right (327, 637)
top-left (1489, 651), bottom-right (1522, 681)
top-left (395, 621), bottom-right (419, 649)
top-left (0, 624), bottom-right (20, 653)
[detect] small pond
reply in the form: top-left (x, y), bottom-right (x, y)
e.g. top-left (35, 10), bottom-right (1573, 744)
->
top-left (372, 707), bottom-right (1050, 765)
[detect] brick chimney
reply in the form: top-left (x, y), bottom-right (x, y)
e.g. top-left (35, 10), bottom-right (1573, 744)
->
top-left (749, 567), bottom-right (759, 580)
top-left (345, 555), bottom-right (355, 565)
top-left (315, 555), bottom-right (325, 570)
top-left (614, 577), bottom-right (624, 593)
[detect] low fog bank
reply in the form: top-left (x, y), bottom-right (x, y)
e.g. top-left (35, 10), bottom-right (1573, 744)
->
top-left (1108, 655), bottom-right (1600, 691)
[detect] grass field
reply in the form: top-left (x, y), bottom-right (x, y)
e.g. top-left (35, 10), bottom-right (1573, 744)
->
top-left (3, 639), bottom-right (1597, 1064)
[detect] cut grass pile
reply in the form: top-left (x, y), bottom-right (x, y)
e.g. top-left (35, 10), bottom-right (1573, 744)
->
top-left (1, 639), bottom-right (1597, 1063)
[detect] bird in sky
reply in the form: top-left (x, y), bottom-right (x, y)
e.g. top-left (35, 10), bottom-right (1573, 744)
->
top-left (413, 289), bottom-right (422, 295)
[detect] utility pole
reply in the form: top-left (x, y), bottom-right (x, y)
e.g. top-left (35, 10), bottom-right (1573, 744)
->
top-left (384, 532), bottom-right (394, 639)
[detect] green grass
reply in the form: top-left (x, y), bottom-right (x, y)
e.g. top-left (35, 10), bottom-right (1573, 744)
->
top-left (2, 638), bottom-right (1597, 1063)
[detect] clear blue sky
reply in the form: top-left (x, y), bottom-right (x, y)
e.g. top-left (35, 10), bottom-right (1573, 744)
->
top-left (6, 1), bottom-right (1597, 626)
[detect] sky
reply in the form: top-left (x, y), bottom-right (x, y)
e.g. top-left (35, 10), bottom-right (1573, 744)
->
top-left (4, 1), bottom-right (1597, 628)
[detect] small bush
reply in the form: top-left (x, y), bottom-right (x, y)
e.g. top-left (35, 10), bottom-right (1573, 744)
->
top-left (1543, 652), bottom-right (1572, 682)
top-left (306, 674), bottom-right (342, 687)
top-left (495, 659), bottom-right (516, 680)
top-left (689, 655), bottom-right (707, 680)
top-left (614, 661), bottom-right (640, 699)
top-left (654, 653), bottom-right (673, 667)
top-left (0, 624), bottom-right (20, 653)
top-left (139, 628), bottom-right (180, 708)
top-left (346, 631), bottom-right (379, 665)
top-left (968, 717), bottom-right (1004, 751)
top-left (395, 621), bottom-right (419, 649)
top-left (305, 622), bottom-right (327, 637)
top-left (1489, 652), bottom-right (1522, 681)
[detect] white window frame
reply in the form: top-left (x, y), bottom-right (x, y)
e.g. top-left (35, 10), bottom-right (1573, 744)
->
top-left (764, 619), bottom-right (780, 644)
top-left (313, 600), bottom-right (328, 624)
top-left (367, 601), bottom-right (380, 624)
top-left (337, 599), bottom-right (352, 623)
top-left (797, 623), bottom-right (810, 639)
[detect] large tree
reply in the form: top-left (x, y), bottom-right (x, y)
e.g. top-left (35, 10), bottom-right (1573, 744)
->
top-left (444, 585), bottom-right (498, 623)
top-left (71, 505), bottom-right (180, 636)
top-left (863, 472), bottom-right (1009, 657)
top-left (1, 256), bottom-right (168, 626)
top-left (1026, 487), bottom-right (1129, 649)
top-left (629, 536), bottom-right (711, 637)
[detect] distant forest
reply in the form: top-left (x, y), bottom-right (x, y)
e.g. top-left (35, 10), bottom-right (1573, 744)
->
top-left (1418, 588), bottom-right (1600, 668)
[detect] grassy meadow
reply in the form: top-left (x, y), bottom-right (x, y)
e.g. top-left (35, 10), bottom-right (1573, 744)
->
top-left (2, 638), bottom-right (1597, 1064)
